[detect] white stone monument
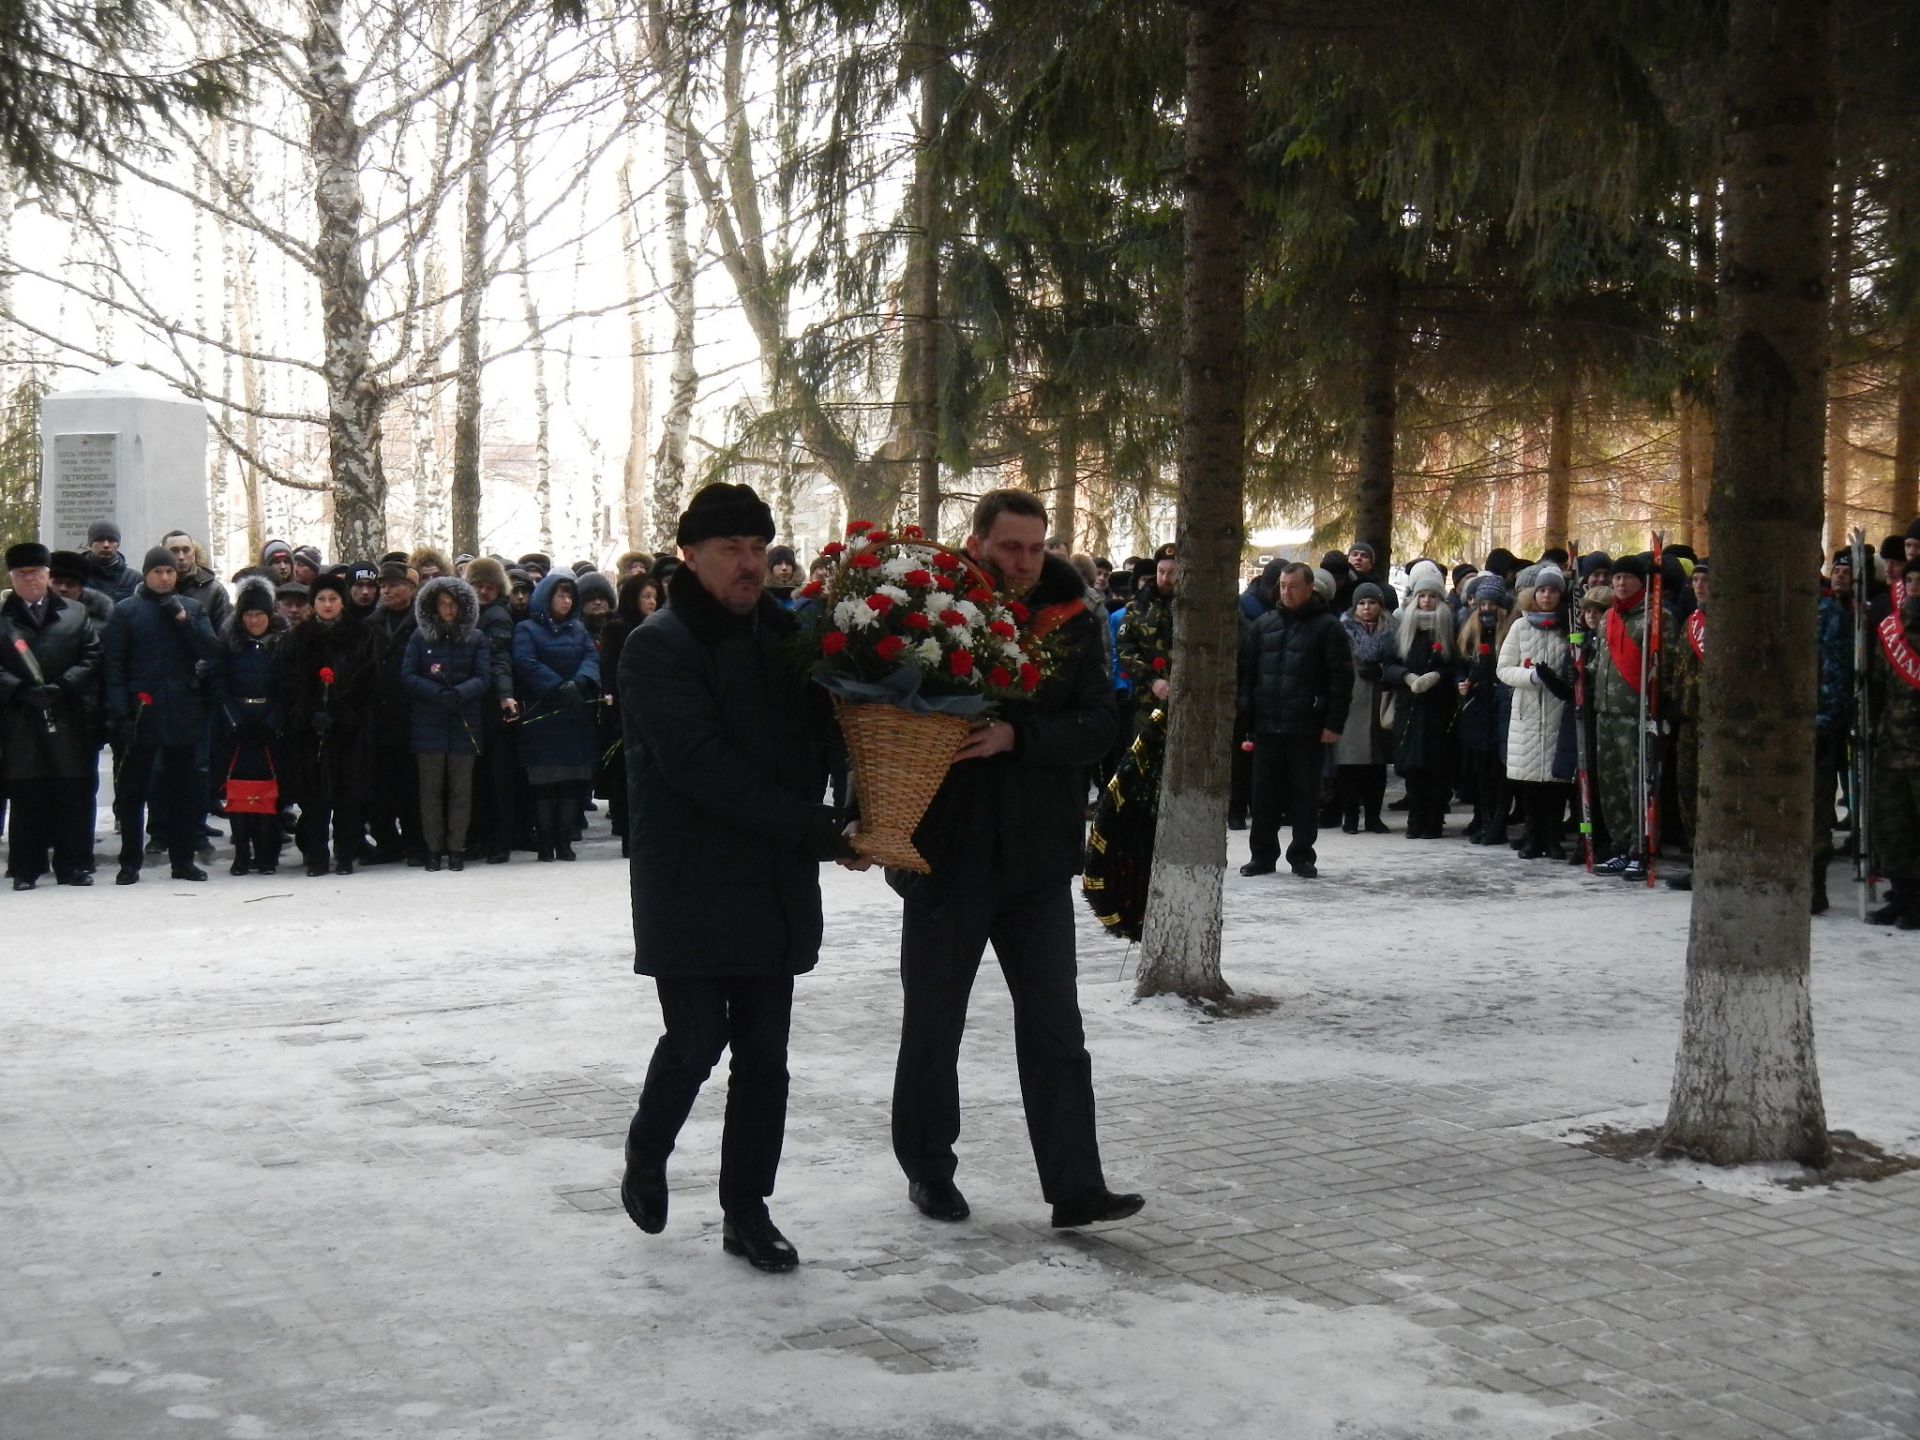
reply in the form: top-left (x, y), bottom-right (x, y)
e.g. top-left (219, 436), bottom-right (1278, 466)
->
top-left (38, 365), bottom-right (210, 556)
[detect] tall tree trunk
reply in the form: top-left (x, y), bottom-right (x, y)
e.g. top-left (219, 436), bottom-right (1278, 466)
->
top-left (1545, 382), bottom-right (1573, 553)
top-left (1893, 306), bottom-right (1920, 530)
top-left (1136, 0), bottom-right (1245, 1004)
top-left (909, 23), bottom-right (941, 537)
top-left (617, 151), bottom-right (651, 552)
top-left (1054, 404), bottom-right (1079, 550)
top-left (652, 1), bottom-right (696, 548)
top-left (1081, 446), bottom-right (1111, 561)
top-left (509, 116), bottom-right (554, 551)
top-left (1676, 394), bottom-right (1698, 550)
top-left (305, 0), bottom-right (386, 562)
top-left (1823, 176), bottom-right (1853, 556)
top-left (1352, 268), bottom-right (1398, 566)
top-left (1692, 173), bottom-right (1720, 553)
top-left (450, 31), bottom-right (495, 559)
top-left (1662, 0), bottom-right (1833, 1168)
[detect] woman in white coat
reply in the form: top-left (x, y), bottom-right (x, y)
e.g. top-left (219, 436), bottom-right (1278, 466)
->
top-left (1496, 564), bottom-right (1577, 858)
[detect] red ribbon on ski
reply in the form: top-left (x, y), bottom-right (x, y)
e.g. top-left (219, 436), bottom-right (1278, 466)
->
top-left (1605, 599), bottom-right (1647, 693)
top-left (1685, 609), bottom-right (1705, 660)
top-left (1877, 613), bottom-right (1920, 692)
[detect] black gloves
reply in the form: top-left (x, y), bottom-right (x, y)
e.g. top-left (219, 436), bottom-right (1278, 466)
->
top-left (435, 689), bottom-right (463, 711)
top-left (310, 711), bottom-right (336, 736)
top-left (24, 684), bottom-right (59, 711)
top-left (160, 596), bottom-right (187, 621)
top-left (1535, 664), bottom-right (1573, 701)
top-left (1358, 661), bottom-right (1383, 681)
top-left (556, 681), bottom-right (584, 707)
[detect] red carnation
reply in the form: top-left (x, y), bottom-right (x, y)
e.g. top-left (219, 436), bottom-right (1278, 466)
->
top-left (988, 666), bottom-right (1012, 688)
top-left (866, 593), bottom-right (895, 613)
top-left (1018, 663), bottom-right (1041, 692)
top-left (875, 634), bottom-right (907, 662)
top-left (902, 569), bottom-right (933, 589)
top-left (866, 530), bottom-right (891, 544)
top-left (1008, 601), bottom-right (1030, 623)
top-left (931, 552), bottom-right (961, 572)
top-left (948, 648), bottom-right (974, 677)
top-left (900, 524), bottom-right (925, 539)
top-left (966, 587), bottom-right (993, 605)
top-left (799, 580), bottom-right (824, 599)
top-left (847, 520), bottom-right (874, 535)
top-left (850, 552), bottom-right (881, 570)
top-left (821, 631), bottom-right (848, 656)
top-left (821, 542), bottom-right (846, 558)
top-left (318, 667), bottom-right (335, 685)
top-left (989, 620), bottom-right (1016, 640)
top-left (1152, 656), bottom-right (1168, 672)
top-left (935, 575), bottom-right (955, 592)
top-left (905, 612), bottom-right (932, 631)
top-left (1479, 642), bottom-right (1490, 656)
top-left (136, 691), bottom-right (153, 706)
top-left (938, 609), bottom-right (967, 627)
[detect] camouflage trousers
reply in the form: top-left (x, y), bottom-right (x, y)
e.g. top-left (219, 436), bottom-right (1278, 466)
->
top-left (1595, 711), bottom-right (1644, 857)
top-left (1871, 765), bottom-right (1920, 888)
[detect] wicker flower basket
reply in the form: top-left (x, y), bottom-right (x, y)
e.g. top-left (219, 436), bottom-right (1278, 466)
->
top-left (834, 698), bottom-right (972, 874)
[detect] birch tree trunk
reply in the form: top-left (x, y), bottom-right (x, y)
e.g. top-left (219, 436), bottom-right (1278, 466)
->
top-left (617, 150), bottom-right (651, 552)
top-left (450, 30), bottom-right (496, 559)
top-left (1136, 0), bottom-right (1245, 1004)
top-left (1662, 0), bottom-right (1833, 1168)
top-left (652, 0), bottom-right (696, 548)
top-left (305, 0), bottom-right (387, 562)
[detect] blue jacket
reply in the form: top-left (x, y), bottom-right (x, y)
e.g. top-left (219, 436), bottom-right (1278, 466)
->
top-left (103, 584), bottom-right (221, 745)
top-left (512, 571), bottom-right (601, 771)
top-left (402, 577), bottom-right (491, 756)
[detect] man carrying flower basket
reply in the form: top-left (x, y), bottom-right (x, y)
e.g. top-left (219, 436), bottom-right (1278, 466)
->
top-left (876, 488), bottom-right (1144, 1232)
top-left (617, 482), bottom-right (861, 1275)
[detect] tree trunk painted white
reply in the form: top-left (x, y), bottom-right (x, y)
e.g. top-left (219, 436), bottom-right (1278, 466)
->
top-left (305, 0), bottom-right (387, 562)
top-left (1137, 0), bottom-right (1245, 1005)
top-left (1662, 0), bottom-right (1833, 1168)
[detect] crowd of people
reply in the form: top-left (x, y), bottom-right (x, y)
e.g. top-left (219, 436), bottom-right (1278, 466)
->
top-left (0, 524), bottom-right (673, 888)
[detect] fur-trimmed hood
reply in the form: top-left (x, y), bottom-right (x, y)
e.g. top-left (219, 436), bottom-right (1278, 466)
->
top-left (415, 574), bottom-right (480, 642)
top-left (221, 576), bottom-right (289, 650)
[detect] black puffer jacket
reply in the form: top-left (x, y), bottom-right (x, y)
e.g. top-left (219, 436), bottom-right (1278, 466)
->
top-left (620, 565), bottom-right (851, 979)
top-left (1238, 593), bottom-right (1354, 738)
top-left (890, 553), bottom-right (1118, 901)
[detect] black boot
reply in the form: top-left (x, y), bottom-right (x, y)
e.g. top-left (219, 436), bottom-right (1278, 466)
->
top-left (230, 835), bottom-right (252, 877)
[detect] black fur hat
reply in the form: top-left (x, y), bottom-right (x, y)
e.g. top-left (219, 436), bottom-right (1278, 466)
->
top-left (675, 483), bottom-right (776, 547)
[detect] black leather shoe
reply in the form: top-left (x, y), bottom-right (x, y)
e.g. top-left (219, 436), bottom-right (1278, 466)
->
top-left (334, 859), bottom-right (355, 876)
top-left (722, 1211), bottom-right (798, 1272)
top-left (1364, 818), bottom-right (1390, 833)
top-left (11, 876), bottom-right (35, 891)
top-left (486, 851), bottom-right (510, 865)
top-left (56, 872), bottom-right (92, 887)
top-left (115, 867), bottom-right (140, 885)
top-left (1341, 820), bottom-right (1360, 834)
top-left (555, 841), bottom-right (577, 861)
top-left (171, 865), bottom-right (208, 882)
top-left (1050, 1187), bottom-right (1145, 1229)
top-left (307, 860), bottom-right (330, 878)
top-left (908, 1178), bottom-right (971, 1222)
top-left (620, 1143), bottom-right (668, 1235)
top-left (1291, 862), bottom-right (1318, 878)
top-left (230, 857), bottom-right (251, 877)
top-left (1239, 861), bottom-right (1276, 877)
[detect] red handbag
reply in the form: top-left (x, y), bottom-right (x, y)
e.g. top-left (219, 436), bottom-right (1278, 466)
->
top-left (225, 754), bottom-right (280, 815)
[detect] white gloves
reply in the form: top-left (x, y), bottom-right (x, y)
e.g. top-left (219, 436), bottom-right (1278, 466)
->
top-left (1406, 671), bottom-right (1442, 695)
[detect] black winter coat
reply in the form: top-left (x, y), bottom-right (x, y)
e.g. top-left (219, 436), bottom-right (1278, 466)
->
top-left (475, 597), bottom-right (517, 708)
top-left (1385, 612), bottom-right (1458, 775)
top-left (620, 565), bottom-right (850, 978)
top-left (87, 551), bottom-right (139, 602)
top-left (212, 579), bottom-right (287, 786)
top-left (369, 604), bottom-right (419, 748)
top-left (890, 553), bottom-right (1118, 901)
top-left (279, 613), bottom-right (381, 806)
top-left (1238, 595), bottom-right (1355, 739)
top-left (103, 586), bottom-right (221, 745)
top-left (0, 591), bottom-right (102, 781)
top-left (179, 566), bottom-right (233, 629)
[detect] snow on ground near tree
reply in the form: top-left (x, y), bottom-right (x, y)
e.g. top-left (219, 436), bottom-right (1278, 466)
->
top-left (2, 811), bottom-right (1915, 1439)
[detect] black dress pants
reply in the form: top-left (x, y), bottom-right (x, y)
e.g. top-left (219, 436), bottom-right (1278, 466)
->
top-left (627, 973), bottom-right (794, 1217)
top-left (893, 881), bottom-right (1104, 1204)
top-left (366, 746), bottom-right (422, 856)
top-left (5, 776), bottom-right (92, 880)
top-left (117, 743), bottom-right (199, 872)
top-left (1249, 733), bottom-right (1325, 868)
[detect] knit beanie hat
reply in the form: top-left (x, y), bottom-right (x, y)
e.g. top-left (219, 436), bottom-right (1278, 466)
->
top-left (141, 546), bottom-right (177, 575)
top-left (1514, 563), bottom-right (1541, 592)
top-left (1470, 573), bottom-right (1507, 603)
top-left (261, 538), bottom-right (292, 562)
top-left (1408, 561), bottom-right (1446, 598)
top-left (676, 483), bottom-right (776, 546)
top-left (1532, 563), bottom-right (1567, 595)
top-left (1311, 567), bottom-right (1336, 601)
top-left (1351, 581), bottom-right (1384, 605)
top-left (345, 561), bottom-right (380, 587)
top-left (1348, 541), bottom-right (1377, 563)
top-left (88, 520), bottom-right (122, 545)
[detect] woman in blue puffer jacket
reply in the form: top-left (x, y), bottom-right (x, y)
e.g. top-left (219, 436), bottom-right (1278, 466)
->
top-left (402, 576), bottom-right (491, 870)
top-left (511, 570), bottom-right (601, 861)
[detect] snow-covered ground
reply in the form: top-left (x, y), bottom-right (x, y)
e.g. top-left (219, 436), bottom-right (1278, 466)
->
top-left (2, 807), bottom-right (1915, 1439)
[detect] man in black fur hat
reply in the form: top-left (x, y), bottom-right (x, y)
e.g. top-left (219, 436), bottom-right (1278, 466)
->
top-left (617, 482), bottom-right (858, 1274)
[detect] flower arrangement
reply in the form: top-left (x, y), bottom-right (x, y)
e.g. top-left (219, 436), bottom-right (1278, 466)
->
top-left (800, 521), bottom-right (1041, 714)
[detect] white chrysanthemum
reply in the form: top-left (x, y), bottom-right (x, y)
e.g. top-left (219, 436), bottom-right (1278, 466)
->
top-left (882, 556), bottom-right (917, 580)
top-left (999, 639), bottom-right (1024, 663)
top-left (914, 638), bottom-right (943, 667)
top-left (955, 600), bottom-right (981, 624)
top-left (877, 584), bottom-right (911, 606)
top-left (836, 599), bottom-right (879, 630)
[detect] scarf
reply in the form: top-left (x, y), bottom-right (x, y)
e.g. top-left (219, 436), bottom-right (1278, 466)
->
top-left (1686, 608), bottom-right (1705, 660)
top-left (1604, 596), bottom-right (1647, 694)
top-left (1878, 612), bottom-right (1920, 692)
top-left (1525, 611), bottom-right (1561, 631)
